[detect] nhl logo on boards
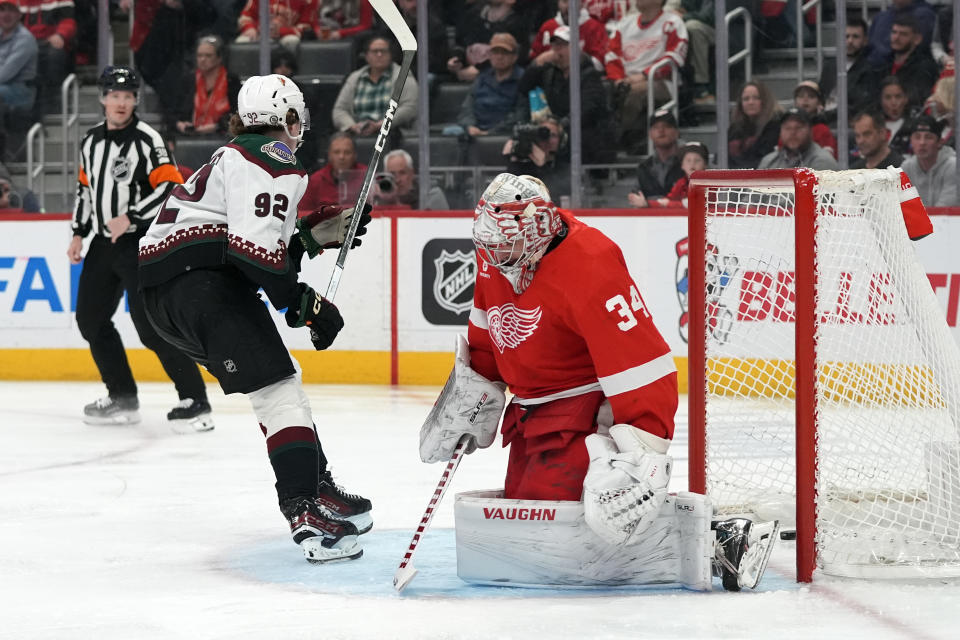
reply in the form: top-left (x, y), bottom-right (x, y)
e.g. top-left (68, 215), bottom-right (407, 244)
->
top-left (111, 157), bottom-right (131, 182)
top-left (260, 141), bottom-right (296, 164)
top-left (422, 239), bottom-right (476, 325)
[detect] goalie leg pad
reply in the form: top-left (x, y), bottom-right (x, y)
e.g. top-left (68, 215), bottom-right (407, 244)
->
top-left (419, 335), bottom-right (506, 463)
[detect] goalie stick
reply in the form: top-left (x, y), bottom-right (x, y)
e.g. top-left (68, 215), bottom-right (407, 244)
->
top-left (323, 0), bottom-right (417, 302)
top-left (393, 436), bottom-right (469, 592)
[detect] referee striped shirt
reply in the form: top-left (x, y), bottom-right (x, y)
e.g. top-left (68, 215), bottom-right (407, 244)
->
top-left (71, 116), bottom-right (184, 238)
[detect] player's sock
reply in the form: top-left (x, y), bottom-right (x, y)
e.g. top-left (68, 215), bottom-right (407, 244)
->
top-left (316, 469), bottom-right (373, 534)
top-left (279, 496), bottom-right (363, 563)
top-left (83, 395), bottom-right (140, 425)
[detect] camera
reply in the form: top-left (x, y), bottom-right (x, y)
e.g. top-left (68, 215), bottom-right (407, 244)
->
top-left (450, 46), bottom-right (467, 67)
top-left (511, 123), bottom-right (552, 157)
top-left (376, 172), bottom-right (395, 193)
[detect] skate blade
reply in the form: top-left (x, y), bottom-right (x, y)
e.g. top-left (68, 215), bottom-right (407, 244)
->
top-left (739, 520), bottom-right (780, 590)
top-left (344, 511), bottom-right (373, 535)
top-left (301, 535), bottom-right (363, 564)
top-left (169, 415), bottom-right (215, 434)
top-left (83, 411), bottom-right (141, 426)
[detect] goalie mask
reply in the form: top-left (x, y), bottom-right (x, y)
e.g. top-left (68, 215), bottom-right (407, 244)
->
top-left (238, 74), bottom-right (311, 150)
top-left (473, 173), bottom-right (563, 294)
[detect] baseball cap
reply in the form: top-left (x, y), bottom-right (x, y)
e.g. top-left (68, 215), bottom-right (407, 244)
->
top-left (679, 142), bottom-right (709, 164)
top-left (910, 114), bottom-right (944, 137)
top-left (489, 32), bottom-right (518, 53)
top-left (551, 25), bottom-right (571, 43)
top-left (793, 80), bottom-right (823, 102)
top-left (780, 107), bottom-right (811, 126)
top-left (649, 108), bottom-right (678, 129)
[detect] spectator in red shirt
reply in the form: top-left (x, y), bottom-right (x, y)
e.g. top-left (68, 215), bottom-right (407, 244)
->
top-left (316, 0), bottom-right (373, 40)
top-left (236, 0), bottom-right (318, 53)
top-left (529, 0), bottom-right (608, 71)
top-left (176, 35), bottom-right (240, 136)
top-left (299, 133), bottom-right (368, 213)
top-left (792, 80), bottom-right (838, 158)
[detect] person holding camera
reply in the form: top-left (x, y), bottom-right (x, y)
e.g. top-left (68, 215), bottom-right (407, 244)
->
top-left (373, 149), bottom-right (449, 210)
top-left (503, 117), bottom-right (570, 199)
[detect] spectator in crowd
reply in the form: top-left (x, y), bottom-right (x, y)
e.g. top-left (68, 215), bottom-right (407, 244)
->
top-left (0, 173), bottom-right (40, 212)
top-left (271, 49), bottom-right (298, 77)
top-left (850, 110), bottom-right (904, 169)
top-left (299, 132), bottom-right (368, 212)
top-left (529, 0), bottom-right (608, 71)
top-left (930, 5), bottom-right (952, 69)
top-left (901, 114), bottom-right (958, 207)
top-left (333, 35), bottom-right (419, 136)
top-left (867, 0), bottom-right (936, 68)
top-left (883, 15), bottom-right (939, 108)
top-left (121, 0), bottom-right (215, 131)
top-left (395, 0), bottom-right (448, 80)
top-left (879, 75), bottom-right (916, 156)
top-left (628, 109), bottom-right (684, 206)
top-left (819, 18), bottom-right (882, 122)
top-left (316, 0), bottom-right (373, 40)
top-left (457, 32), bottom-right (523, 138)
top-left (449, 0), bottom-right (531, 82)
top-left (503, 116), bottom-right (570, 198)
top-left (207, 0), bottom-right (245, 42)
top-left (236, 0), bottom-right (317, 53)
top-left (18, 0), bottom-right (75, 114)
top-left (676, 0), bottom-right (715, 103)
top-left (792, 80), bottom-right (837, 158)
top-left (758, 108), bottom-right (840, 170)
top-left (605, 0), bottom-right (688, 151)
top-left (374, 148), bottom-right (449, 209)
top-left (925, 75), bottom-right (954, 148)
top-left (0, 0), bottom-right (37, 161)
top-left (176, 35), bottom-right (240, 136)
top-left (631, 141), bottom-right (709, 208)
top-left (514, 26), bottom-right (613, 162)
top-left (728, 81), bottom-right (782, 169)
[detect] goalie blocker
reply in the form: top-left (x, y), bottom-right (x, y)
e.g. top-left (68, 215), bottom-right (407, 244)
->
top-left (454, 490), bottom-right (778, 591)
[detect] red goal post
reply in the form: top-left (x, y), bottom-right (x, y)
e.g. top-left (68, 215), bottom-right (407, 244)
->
top-left (686, 169), bottom-right (960, 583)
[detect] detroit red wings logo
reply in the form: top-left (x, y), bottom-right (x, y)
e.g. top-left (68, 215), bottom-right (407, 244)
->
top-left (486, 304), bottom-right (542, 353)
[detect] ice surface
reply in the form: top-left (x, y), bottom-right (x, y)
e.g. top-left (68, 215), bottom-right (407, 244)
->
top-left (1, 381), bottom-right (958, 639)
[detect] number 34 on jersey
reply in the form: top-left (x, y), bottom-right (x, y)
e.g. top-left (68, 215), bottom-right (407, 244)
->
top-left (606, 285), bottom-right (651, 331)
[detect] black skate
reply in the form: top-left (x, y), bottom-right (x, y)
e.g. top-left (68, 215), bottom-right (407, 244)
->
top-left (316, 469), bottom-right (373, 534)
top-left (83, 395), bottom-right (140, 425)
top-left (280, 496), bottom-right (363, 563)
top-left (713, 518), bottom-right (780, 591)
top-left (166, 398), bottom-right (215, 433)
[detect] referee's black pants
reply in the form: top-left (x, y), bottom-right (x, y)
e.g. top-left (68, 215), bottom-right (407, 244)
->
top-left (75, 234), bottom-right (207, 402)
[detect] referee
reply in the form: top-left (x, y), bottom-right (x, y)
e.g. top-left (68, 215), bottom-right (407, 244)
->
top-left (66, 66), bottom-right (213, 430)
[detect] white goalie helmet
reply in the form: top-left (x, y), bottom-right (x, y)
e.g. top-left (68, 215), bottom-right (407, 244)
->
top-left (473, 173), bottom-right (563, 293)
top-left (237, 74), bottom-right (310, 149)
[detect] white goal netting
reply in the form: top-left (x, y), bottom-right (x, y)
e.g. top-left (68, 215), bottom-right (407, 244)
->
top-left (698, 169), bottom-right (960, 578)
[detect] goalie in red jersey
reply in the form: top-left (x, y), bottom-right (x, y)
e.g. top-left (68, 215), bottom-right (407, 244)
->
top-left (419, 173), bottom-right (778, 590)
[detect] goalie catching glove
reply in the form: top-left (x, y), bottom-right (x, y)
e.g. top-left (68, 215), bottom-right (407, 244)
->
top-left (420, 335), bottom-right (506, 463)
top-left (285, 283), bottom-right (344, 350)
top-left (583, 424), bottom-right (672, 546)
top-left (297, 203), bottom-right (373, 259)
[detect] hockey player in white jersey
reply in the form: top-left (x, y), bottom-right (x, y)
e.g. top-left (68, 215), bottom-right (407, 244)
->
top-left (138, 74), bottom-right (373, 563)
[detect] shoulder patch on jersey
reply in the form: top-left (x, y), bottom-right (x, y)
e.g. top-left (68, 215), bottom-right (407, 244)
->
top-left (260, 140), bottom-right (297, 165)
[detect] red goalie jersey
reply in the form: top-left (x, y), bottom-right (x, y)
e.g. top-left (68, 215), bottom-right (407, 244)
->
top-left (467, 211), bottom-right (678, 441)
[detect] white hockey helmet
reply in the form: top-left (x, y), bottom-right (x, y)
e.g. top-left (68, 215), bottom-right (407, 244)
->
top-left (473, 173), bottom-right (563, 293)
top-left (237, 74), bottom-right (310, 149)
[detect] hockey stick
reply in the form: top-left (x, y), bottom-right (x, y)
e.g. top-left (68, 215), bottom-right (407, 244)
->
top-left (324, 0), bottom-right (417, 302)
top-left (393, 436), bottom-right (470, 592)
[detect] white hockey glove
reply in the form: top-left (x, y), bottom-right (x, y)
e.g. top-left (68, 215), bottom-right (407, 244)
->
top-left (419, 335), bottom-right (506, 463)
top-left (583, 424), bottom-right (672, 546)
top-left (297, 203), bottom-right (372, 258)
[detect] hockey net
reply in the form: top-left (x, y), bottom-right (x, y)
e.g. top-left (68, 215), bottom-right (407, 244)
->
top-left (687, 168), bottom-right (960, 581)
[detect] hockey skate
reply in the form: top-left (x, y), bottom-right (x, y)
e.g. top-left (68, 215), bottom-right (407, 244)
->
top-left (280, 496), bottom-right (363, 563)
top-left (316, 470), bottom-right (373, 534)
top-left (167, 398), bottom-right (215, 433)
top-left (83, 395), bottom-right (140, 425)
top-left (712, 518), bottom-right (780, 591)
